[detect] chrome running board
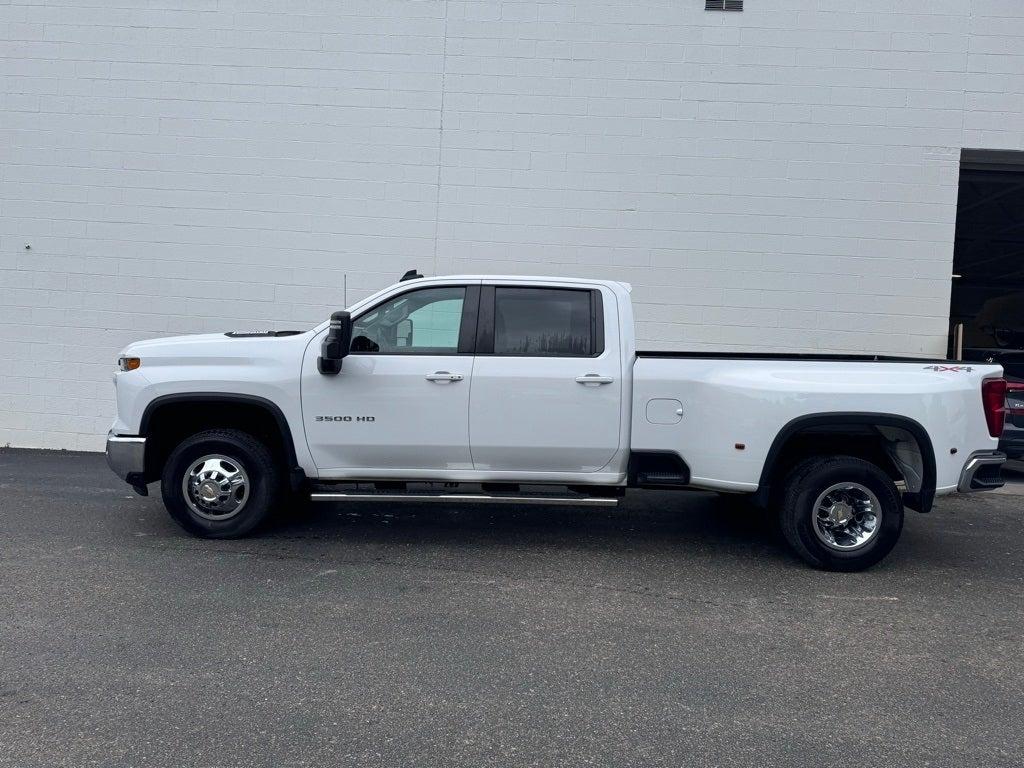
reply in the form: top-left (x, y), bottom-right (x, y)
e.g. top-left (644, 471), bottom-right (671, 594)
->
top-left (309, 492), bottom-right (618, 507)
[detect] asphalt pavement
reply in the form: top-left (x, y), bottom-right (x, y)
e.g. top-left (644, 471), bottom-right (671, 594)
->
top-left (1, 449), bottom-right (1023, 768)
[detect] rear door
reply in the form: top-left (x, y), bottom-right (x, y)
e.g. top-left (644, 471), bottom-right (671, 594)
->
top-left (468, 284), bottom-right (622, 473)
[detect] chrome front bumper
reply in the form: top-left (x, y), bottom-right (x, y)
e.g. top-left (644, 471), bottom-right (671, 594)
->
top-left (957, 451), bottom-right (1006, 493)
top-left (105, 432), bottom-right (146, 483)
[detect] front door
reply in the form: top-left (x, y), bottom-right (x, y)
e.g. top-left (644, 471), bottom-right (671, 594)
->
top-left (469, 284), bottom-right (623, 473)
top-left (301, 283), bottom-right (479, 475)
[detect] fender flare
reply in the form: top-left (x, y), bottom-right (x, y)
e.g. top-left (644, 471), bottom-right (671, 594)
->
top-left (754, 412), bottom-right (937, 513)
top-left (139, 392), bottom-right (303, 485)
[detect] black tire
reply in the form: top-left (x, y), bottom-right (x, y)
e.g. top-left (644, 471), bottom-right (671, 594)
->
top-left (778, 455), bottom-right (903, 571)
top-left (161, 429), bottom-right (282, 538)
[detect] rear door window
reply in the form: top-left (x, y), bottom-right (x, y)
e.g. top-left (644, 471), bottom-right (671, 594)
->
top-left (493, 287), bottom-right (596, 357)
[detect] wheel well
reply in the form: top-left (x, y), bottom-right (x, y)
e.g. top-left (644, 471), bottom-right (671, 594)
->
top-left (756, 414), bottom-right (936, 513)
top-left (141, 396), bottom-right (296, 483)
top-left (769, 429), bottom-right (902, 483)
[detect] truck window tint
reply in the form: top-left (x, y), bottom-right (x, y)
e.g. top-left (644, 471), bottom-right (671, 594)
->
top-left (494, 287), bottom-right (592, 356)
top-left (351, 286), bottom-right (465, 354)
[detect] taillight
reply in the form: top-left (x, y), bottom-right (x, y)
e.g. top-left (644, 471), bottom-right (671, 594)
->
top-left (982, 378), bottom-right (1007, 438)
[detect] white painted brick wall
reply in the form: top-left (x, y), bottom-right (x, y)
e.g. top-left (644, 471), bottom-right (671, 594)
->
top-left (1, 0), bottom-right (1023, 450)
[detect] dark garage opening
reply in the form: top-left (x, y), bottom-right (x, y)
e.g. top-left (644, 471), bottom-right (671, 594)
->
top-left (951, 149), bottom-right (1024, 381)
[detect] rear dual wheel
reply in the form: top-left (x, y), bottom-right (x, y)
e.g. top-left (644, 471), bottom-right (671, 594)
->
top-left (778, 456), bottom-right (904, 571)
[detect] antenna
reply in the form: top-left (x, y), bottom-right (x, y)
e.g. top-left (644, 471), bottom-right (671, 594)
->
top-left (343, 273), bottom-right (348, 308)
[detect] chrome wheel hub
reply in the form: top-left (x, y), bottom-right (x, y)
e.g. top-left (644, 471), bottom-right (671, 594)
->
top-left (812, 482), bottom-right (881, 551)
top-left (182, 454), bottom-right (250, 521)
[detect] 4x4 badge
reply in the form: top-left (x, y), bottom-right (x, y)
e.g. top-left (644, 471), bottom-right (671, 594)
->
top-left (922, 365), bottom-right (973, 372)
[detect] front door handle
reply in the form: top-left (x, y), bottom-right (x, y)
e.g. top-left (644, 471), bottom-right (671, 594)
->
top-left (425, 371), bottom-right (464, 382)
top-left (575, 374), bottom-right (614, 385)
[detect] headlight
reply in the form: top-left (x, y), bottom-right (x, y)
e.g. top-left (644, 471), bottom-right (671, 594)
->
top-left (118, 356), bottom-right (141, 371)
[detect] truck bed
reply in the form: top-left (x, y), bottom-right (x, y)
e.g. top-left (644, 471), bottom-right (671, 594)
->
top-left (630, 353), bottom-right (1002, 498)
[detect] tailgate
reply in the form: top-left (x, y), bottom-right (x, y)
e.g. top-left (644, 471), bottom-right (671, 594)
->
top-left (1009, 382), bottom-right (1024, 429)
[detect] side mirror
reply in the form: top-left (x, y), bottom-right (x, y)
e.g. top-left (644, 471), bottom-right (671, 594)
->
top-left (318, 311), bottom-right (352, 375)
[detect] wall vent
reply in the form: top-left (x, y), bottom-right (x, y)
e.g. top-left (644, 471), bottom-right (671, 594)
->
top-left (706, 0), bottom-right (743, 10)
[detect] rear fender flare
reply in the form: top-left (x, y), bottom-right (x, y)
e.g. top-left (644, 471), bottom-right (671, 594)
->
top-left (754, 412), bottom-right (936, 513)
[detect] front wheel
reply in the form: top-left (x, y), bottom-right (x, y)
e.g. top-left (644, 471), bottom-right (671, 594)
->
top-left (778, 456), bottom-right (903, 571)
top-left (161, 429), bottom-right (282, 538)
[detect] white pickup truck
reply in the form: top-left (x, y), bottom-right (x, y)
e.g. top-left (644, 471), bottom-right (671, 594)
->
top-left (106, 273), bottom-right (1009, 571)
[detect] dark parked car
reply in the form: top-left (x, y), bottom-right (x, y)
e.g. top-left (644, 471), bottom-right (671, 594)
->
top-left (1001, 381), bottom-right (1024, 460)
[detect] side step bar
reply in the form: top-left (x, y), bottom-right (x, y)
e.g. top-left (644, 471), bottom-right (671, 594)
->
top-left (309, 492), bottom-right (618, 507)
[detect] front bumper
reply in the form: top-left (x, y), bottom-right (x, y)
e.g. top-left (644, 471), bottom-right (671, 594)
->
top-left (957, 451), bottom-right (1007, 493)
top-left (105, 432), bottom-right (146, 487)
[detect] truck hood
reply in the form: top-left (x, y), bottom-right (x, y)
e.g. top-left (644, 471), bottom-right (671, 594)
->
top-left (121, 331), bottom-right (313, 361)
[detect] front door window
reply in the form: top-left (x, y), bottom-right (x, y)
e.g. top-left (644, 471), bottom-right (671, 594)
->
top-left (351, 286), bottom-right (466, 355)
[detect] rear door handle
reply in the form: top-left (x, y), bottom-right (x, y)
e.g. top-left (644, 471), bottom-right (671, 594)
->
top-left (425, 371), bottom-right (464, 382)
top-left (575, 374), bottom-right (614, 385)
